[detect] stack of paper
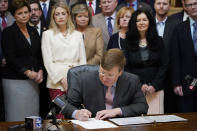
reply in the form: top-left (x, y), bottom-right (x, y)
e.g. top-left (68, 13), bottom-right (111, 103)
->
top-left (71, 118), bottom-right (118, 129)
top-left (109, 115), bottom-right (187, 126)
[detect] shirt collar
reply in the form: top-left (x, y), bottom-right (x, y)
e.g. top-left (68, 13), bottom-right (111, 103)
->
top-left (189, 17), bottom-right (196, 27)
top-left (40, 0), bottom-right (50, 8)
top-left (155, 16), bottom-right (168, 24)
top-left (105, 11), bottom-right (116, 21)
top-left (86, 0), bottom-right (96, 5)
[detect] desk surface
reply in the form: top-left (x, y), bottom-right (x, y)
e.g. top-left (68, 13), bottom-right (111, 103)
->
top-left (0, 112), bottom-right (197, 131)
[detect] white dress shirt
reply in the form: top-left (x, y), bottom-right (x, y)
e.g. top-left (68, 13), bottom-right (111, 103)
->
top-left (86, 0), bottom-right (96, 14)
top-left (105, 12), bottom-right (116, 29)
top-left (41, 30), bottom-right (87, 91)
top-left (40, 0), bottom-right (50, 12)
top-left (156, 17), bottom-right (167, 38)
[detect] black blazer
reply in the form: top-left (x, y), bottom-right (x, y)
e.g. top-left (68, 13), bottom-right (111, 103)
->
top-left (63, 65), bottom-right (148, 118)
top-left (170, 19), bottom-right (197, 89)
top-left (107, 32), bottom-right (126, 50)
top-left (125, 37), bottom-right (168, 91)
top-left (1, 22), bottom-right (43, 79)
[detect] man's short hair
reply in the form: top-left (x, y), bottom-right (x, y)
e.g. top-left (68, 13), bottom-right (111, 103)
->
top-left (101, 48), bottom-right (126, 71)
top-left (29, 0), bottom-right (42, 10)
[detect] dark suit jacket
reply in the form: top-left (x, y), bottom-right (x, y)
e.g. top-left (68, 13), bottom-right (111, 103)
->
top-left (63, 65), bottom-right (148, 118)
top-left (163, 11), bottom-right (185, 51)
top-left (170, 19), bottom-right (197, 89)
top-left (40, 0), bottom-right (55, 29)
top-left (107, 32), bottom-right (126, 50)
top-left (117, 0), bottom-right (153, 16)
top-left (1, 22), bottom-right (43, 79)
top-left (125, 37), bottom-right (168, 91)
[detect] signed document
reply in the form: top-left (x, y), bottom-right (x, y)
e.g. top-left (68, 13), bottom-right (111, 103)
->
top-left (71, 118), bottom-right (118, 129)
top-left (109, 115), bottom-right (187, 126)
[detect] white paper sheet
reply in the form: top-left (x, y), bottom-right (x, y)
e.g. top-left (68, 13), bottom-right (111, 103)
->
top-left (71, 118), bottom-right (118, 129)
top-left (144, 115), bottom-right (187, 123)
top-left (109, 115), bottom-right (187, 126)
top-left (109, 116), bottom-right (152, 125)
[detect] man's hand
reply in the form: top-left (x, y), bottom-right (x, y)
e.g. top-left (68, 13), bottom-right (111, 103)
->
top-left (75, 109), bottom-right (92, 121)
top-left (174, 86), bottom-right (183, 96)
top-left (95, 108), bottom-right (121, 120)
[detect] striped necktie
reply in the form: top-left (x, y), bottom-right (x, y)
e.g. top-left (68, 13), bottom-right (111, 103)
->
top-left (107, 17), bottom-right (113, 37)
top-left (42, 3), bottom-right (47, 20)
top-left (193, 22), bottom-right (197, 54)
top-left (1, 15), bottom-right (7, 29)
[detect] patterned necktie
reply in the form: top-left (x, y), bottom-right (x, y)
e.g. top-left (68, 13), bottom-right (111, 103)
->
top-left (193, 22), bottom-right (197, 54)
top-left (89, 1), bottom-right (94, 16)
top-left (107, 17), bottom-right (113, 37)
top-left (42, 3), bottom-right (47, 20)
top-left (105, 86), bottom-right (113, 109)
top-left (1, 15), bottom-right (7, 29)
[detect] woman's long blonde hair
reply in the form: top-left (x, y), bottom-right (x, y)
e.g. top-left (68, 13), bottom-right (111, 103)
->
top-left (49, 2), bottom-right (75, 34)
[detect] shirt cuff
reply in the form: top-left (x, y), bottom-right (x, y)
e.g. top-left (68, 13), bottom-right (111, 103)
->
top-left (72, 110), bottom-right (78, 119)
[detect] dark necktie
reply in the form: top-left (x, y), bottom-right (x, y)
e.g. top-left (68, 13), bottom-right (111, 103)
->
top-left (42, 3), bottom-right (47, 20)
top-left (1, 15), bottom-right (7, 29)
top-left (105, 86), bottom-right (113, 109)
top-left (193, 22), bottom-right (197, 54)
top-left (89, 1), bottom-right (94, 16)
top-left (107, 17), bottom-right (113, 37)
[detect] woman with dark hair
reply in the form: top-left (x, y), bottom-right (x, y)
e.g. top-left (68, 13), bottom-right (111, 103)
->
top-left (125, 9), bottom-right (168, 114)
top-left (2, 0), bottom-right (43, 121)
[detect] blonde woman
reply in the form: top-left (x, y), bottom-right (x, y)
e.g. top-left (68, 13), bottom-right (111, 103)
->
top-left (71, 3), bottom-right (103, 64)
top-left (41, 2), bottom-right (86, 103)
top-left (107, 7), bottom-right (134, 50)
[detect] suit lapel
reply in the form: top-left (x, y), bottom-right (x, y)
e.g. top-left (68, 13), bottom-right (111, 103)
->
top-left (99, 14), bottom-right (109, 41)
top-left (184, 20), bottom-right (196, 57)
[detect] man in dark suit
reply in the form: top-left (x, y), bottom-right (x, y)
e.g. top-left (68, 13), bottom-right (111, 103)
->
top-left (29, 0), bottom-right (51, 118)
top-left (40, 0), bottom-right (55, 29)
top-left (62, 49), bottom-right (148, 121)
top-left (170, 0), bottom-right (197, 112)
top-left (162, 0), bottom-right (189, 113)
top-left (117, 0), bottom-right (153, 15)
top-left (29, 0), bottom-right (47, 38)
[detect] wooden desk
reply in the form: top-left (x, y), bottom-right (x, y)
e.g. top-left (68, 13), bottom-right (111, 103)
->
top-left (1, 112), bottom-right (197, 131)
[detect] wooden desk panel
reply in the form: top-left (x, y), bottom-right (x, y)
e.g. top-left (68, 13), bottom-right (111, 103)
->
top-left (1, 113), bottom-right (197, 131)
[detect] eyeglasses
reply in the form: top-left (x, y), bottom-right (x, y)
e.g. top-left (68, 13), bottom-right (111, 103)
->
top-left (31, 8), bottom-right (40, 12)
top-left (98, 70), bottom-right (115, 79)
top-left (184, 2), bottom-right (197, 8)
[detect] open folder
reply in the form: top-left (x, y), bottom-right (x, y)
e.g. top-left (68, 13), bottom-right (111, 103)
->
top-left (109, 115), bottom-right (187, 126)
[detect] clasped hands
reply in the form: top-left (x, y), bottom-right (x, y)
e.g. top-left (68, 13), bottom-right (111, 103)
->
top-left (75, 108), bottom-right (121, 121)
top-left (24, 69), bottom-right (43, 83)
top-left (141, 84), bottom-right (155, 95)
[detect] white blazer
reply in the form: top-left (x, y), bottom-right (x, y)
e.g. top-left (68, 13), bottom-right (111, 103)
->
top-left (42, 29), bottom-right (86, 91)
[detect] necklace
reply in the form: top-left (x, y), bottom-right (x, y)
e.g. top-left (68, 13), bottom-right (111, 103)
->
top-left (139, 39), bottom-right (147, 48)
top-left (62, 31), bottom-right (68, 38)
top-left (118, 32), bottom-right (126, 49)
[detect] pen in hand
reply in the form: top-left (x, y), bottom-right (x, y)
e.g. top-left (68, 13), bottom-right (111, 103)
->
top-left (81, 104), bottom-right (86, 109)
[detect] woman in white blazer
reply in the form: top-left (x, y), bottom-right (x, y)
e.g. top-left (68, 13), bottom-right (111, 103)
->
top-left (41, 2), bottom-right (86, 109)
